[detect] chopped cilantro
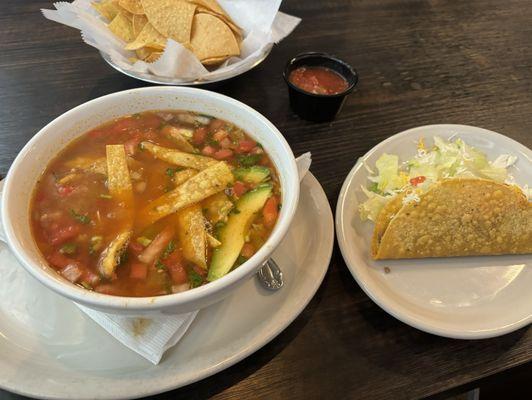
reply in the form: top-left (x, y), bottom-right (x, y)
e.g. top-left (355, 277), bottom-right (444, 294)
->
top-left (232, 208), bottom-right (241, 215)
top-left (80, 281), bottom-right (93, 290)
top-left (166, 167), bottom-right (184, 177)
top-left (207, 138), bottom-right (219, 147)
top-left (59, 243), bottom-right (77, 255)
top-left (70, 209), bottom-right (90, 224)
top-left (237, 154), bottom-right (261, 167)
top-left (188, 269), bottom-right (203, 288)
top-left (161, 240), bottom-right (175, 259)
top-left (155, 260), bottom-right (167, 271)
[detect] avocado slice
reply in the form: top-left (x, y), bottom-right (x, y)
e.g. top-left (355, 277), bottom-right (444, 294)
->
top-left (207, 184), bottom-right (273, 281)
top-left (233, 166), bottom-right (270, 184)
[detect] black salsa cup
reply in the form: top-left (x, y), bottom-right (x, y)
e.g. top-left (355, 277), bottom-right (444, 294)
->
top-left (283, 52), bottom-right (358, 122)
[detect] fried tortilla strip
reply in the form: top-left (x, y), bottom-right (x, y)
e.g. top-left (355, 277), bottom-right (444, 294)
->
top-left (374, 178), bottom-right (532, 259)
top-left (176, 204), bottom-right (207, 269)
top-left (138, 161), bottom-right (233, 227)
top-left (173, 169), bottom-right (197, 186)
top-left (161, 125), bottom-right (195, 153)
top-left (140, 141), bottom-right (216, 170)
top-left (106, 145), bottom-right (134, 205)
top-left (98, 231), bottom-right (132, 279)
top-left (202, 192), bottom-right (233, 224)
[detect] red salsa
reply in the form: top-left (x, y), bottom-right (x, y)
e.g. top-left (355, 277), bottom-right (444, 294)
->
top-left (288, 66), bottom-right (349, 95)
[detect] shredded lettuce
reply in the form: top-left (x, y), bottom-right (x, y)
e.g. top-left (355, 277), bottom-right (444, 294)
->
top-left (359, 136), bottom-right (520, 221)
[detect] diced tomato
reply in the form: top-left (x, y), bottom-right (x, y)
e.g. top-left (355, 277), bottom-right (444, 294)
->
top-left (409, 176), bottom-right (426, 186)
top-left (50, 225), bottom-right (80, 246)
top-left (193, 127), bottom-right (207, 145)
top-left (213, 129), bottom-right (229, 142)
top-left (236, 139), bottom-right (256, 153)
top-left (232, 181), bottom-right (247, 197)
top-left (56, 185), bottom-right (75, 197)
top-left (111, 117), bottom-right (141, 133)
top-left (241, 243), bottom-right (255, 258)
top-left (47, 251), bottom-right (76, 269)
top-left (263, 195), bottom-right (279, 228)
top-left (130, 262), bottom-right (148, 280)
top-left (192, 264), bottom-right (207, 277)
top-left (213, 148), bottom-right (233, 160)
top-left (202, 145), bottom-right (216, 156)
top-left (124, 136), bottom-right (141, 156)
top-left (129, 241), bottom-right (145, 256)
top-left (209, 119), bottom-right (225, 131)
top-left (140, 114), bottom-right (162, 129)
top-left (219, 137), bottom-right (232, 149)
top-left (83, 270), bottom-right (101, 286)
top-left (168, 263), bottom-right (188, 284)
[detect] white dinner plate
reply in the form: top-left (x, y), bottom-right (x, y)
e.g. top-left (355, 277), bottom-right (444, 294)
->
top-left (336, 124), bottom-right (532, 339)
top-left (0, 172), bottom-right (333, 399)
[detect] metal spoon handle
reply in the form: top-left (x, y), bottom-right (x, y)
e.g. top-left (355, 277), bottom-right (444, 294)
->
top-left (257, 258), bottom-right (284, 291)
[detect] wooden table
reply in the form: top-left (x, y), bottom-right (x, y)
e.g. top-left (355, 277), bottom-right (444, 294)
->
top-left (1, 1), bottom-right (530, 399)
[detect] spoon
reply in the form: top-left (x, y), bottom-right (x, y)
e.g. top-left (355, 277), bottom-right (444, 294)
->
top-left (257, 258), bottom-right (284, 291)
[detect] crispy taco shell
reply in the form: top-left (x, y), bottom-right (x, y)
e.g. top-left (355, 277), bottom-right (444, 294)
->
top-left (373, 178), bottom-right (532, 259)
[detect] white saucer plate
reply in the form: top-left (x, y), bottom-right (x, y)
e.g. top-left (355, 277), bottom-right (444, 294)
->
top-left (336, 124), bottom-right (532, 339)
top-left (0, 172), bottom-right (333, 399)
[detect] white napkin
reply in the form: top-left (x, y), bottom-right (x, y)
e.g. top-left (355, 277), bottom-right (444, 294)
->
top-left (75, 153), bottom-right (311, 364)
top-left (41, 0), bottom-right (301, 82)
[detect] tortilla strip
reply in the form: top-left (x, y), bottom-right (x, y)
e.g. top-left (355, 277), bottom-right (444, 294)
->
top-left (162, 126), bottom-right (195, 153)
top-left (64, 157), bottom-right (107, 175)
top-left (176, 204), bottom-right (207, 269)
top-left (138, 161), bottom-right (233, 227)
top-left (173, 169), bottom-right (197, 186)
top-left (106, 145), bottom-right (134, 205)
top-left (140, 141), bottom-right (216, 170)
top-left (374, 178), bottom-right (532, 259)
top-left (98, 231), bottom-right (132, 279)
top-left (202, 191), bottom-right (233, 224)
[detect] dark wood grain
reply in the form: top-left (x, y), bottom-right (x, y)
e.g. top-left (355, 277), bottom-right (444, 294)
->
top-left (0, 1), bottom-right (530, 399)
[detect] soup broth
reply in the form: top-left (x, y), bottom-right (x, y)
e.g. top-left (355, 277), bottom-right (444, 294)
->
top-left (30, 110), bottom-right (281, 297)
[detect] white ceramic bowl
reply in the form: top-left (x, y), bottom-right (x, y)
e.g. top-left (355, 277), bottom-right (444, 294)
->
top-left (0, 87), bottom-right (299, 315)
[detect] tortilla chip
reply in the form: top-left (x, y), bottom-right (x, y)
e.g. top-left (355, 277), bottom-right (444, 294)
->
top-left (373, 178), bottom-right (532, 259)
top-left (98, 231), bottom-right (132, 279)
top-left (125, 22), bottom-right (166, 50)
top-left (190, 13), bottom-right (240, 62)
top-left (145, 51), bottom-right (162, 62)
top-left (135, 46), bottom-right (156, 60)
top-left (131, 14), bottom-right (148, 37)
top-left (118, 0), bottom-right (144, 14)
top-left (201, 56), bottom-right (229, 66)
top-left (141, 0), bottom-right (196, 44)
top-left (93, 0), bottom-right (121, 21)
top-left (108, 12), bottom-right (135, 42)
top-left (186, 0), bottom-right (227, 17)
top-left (195, 6), bottom-right (242, 39)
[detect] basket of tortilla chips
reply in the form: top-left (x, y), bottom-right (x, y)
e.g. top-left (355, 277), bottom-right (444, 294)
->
top-left (42, 0), bottom-right (300, 83)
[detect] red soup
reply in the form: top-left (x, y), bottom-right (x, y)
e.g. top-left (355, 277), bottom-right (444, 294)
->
top-left (289, 66), bottom-right (349, 95)
top-left (30, 110), bottom-right (281, 297)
